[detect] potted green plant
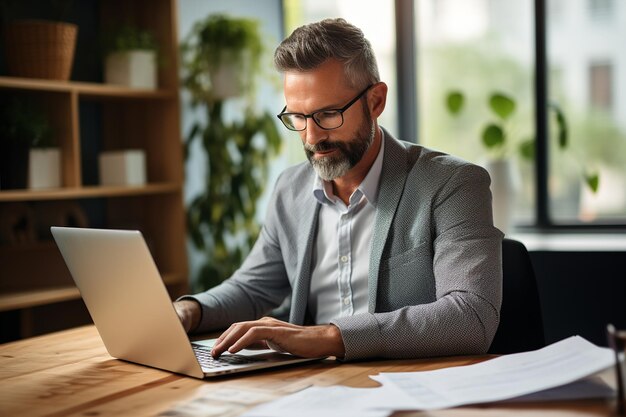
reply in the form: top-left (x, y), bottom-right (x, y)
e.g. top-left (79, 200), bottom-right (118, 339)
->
top-left (446, 90), bottom-right (599, 190)
top-left (181, 14), bottom-right (263, 100)
top-left (102, 25), bottom-right (158, 89)
top-left (0, 98), bottom-right (57, 189)
top-left (1, 0), bottom-right (77, 81)
top-left (445, 90), bottom-right (598, 231)
top-left (181, 14), bottom-right (281, 291)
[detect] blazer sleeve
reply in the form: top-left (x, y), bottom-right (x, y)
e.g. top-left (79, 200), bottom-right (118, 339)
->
top-left (180, 174), bottom-right (292, 334)
top-left (331, 164), bottom-right (503, 361)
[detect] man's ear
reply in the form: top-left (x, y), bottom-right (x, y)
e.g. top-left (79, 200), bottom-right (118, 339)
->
top-left (368, 82), bottom-right (388, 119)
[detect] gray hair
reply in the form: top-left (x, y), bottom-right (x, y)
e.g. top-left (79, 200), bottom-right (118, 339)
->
top-left (274, 18), bottom-right (380, 89)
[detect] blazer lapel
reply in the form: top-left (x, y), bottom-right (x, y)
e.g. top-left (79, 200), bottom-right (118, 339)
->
top-left (368, 130), bottom-right (409, 312)
top-left (289, 176), bottom-right (320, 325)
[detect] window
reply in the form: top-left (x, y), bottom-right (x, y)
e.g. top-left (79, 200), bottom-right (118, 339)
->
top-left (415, 0), bottom-right (536, 225)
top-left (415, 0), bottom-right (625, 227)
top-left (548, 0), bottom-right (626, 224)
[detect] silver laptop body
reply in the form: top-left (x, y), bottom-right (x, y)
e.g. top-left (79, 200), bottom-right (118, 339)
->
top-left (51, 226), bottom-right (321, 378)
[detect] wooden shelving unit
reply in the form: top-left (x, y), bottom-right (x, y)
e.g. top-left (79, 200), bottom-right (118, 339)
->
top-left (0, 0), bottom-right (188, 340)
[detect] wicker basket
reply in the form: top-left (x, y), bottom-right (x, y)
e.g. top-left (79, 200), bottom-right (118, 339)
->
top-left (3, 20), bottom-right (78, 81)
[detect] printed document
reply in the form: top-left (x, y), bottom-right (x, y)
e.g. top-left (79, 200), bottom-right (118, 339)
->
top-left (375, 335), bottom-right (615, 409)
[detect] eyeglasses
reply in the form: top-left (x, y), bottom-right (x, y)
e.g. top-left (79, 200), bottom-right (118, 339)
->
top-left (277, 84), bottom-right (373, 131)
top-left (607, 323), bottom-right (626, 416)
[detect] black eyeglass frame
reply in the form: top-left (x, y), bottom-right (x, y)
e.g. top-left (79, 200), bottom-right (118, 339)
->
top-left (276, 84), bottom-right (374, 131)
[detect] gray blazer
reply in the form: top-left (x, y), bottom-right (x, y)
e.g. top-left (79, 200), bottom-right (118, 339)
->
top-left (188, 129), bottom-right (503, 361)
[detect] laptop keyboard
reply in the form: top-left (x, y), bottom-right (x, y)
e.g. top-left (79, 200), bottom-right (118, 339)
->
top-left (193, 345), bottom-right (258, 369)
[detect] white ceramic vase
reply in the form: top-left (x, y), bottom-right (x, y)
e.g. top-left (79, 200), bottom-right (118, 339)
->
top-left (28, 148), bottom-right (61, 189)
top-left (209, 50), bottom-right (250, 99)
top-left (105, 50), bottom-right (157, 89)
top-left (484, 159), bottom-right (520, 234)
top-left (99, 150), bottom-right (147, 186)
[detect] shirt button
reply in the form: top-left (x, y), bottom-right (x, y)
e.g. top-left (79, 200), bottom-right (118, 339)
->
top-left (343, 298), bottom-right (350, 305)
top-left (340, 255), bottom-right (348, 263)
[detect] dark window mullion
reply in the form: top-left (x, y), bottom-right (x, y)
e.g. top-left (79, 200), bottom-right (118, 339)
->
top-left (534, 0), bottom-right (550, 228)
top-left (395, 0), bottom-right (418, 143)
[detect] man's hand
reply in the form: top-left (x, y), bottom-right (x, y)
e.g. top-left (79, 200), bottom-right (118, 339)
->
top-left (173, 299), bottom-right (201, 333)
top-left (211, 316), bottom-right (345, 359)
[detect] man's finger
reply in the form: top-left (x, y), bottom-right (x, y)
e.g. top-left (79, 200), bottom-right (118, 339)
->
top-left (211, 318), bottom-right (301, 357)
top-left (227, 326), bottom-right (290, 354)
top-left (212, 321), bottom-right (258, 356)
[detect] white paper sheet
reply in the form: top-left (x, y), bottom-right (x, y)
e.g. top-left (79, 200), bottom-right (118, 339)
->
top-left (375, 335), bottom-right (616, 409)
top-left (240, 384), bottom-right (413, 417)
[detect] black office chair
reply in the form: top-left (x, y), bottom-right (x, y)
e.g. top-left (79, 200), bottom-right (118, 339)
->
top-left (488, 238), bottom-right (545, 354)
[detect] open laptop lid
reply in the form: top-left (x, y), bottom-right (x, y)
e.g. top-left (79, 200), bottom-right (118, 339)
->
top-left (51, 227), bottom-right (205, 378)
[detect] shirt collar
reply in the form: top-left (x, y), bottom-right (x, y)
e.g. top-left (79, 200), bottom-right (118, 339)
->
top-left (312, 129), bottom-right (386, 206)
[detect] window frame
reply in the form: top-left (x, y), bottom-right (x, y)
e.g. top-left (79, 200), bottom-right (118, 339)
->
top-left (399, 0), bottom-right (626, 230)
top-left (532, 0), bottom-right (626, 230)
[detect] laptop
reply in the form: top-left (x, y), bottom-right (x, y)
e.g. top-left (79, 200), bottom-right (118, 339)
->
top-left (51, 226), bottom-right (323, 378)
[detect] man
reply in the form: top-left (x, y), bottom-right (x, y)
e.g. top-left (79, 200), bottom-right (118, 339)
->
top-left (174, 18), bottom-right (503, 361)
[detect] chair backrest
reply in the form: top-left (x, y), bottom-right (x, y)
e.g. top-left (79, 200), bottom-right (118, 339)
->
top-left (488, 238), bottom-right (545, 354)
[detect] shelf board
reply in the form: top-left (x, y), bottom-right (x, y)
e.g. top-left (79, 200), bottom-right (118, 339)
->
top-left (0, 273), bottom-right (183, 312)
top-left (0, 76), bottom-right (176, 100)
top-left (0, 287), bottom-right (81, 312)
top-left (0, 183), bottom-right (182, 202)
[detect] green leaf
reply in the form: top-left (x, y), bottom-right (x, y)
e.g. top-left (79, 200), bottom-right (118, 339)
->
top-left (489, 93), bottom-right (516, 120)
top-left (519, 138), bottom-right (535, 161)
top-left (184, 123), bottom-right (201, 160)
top-left (586, 173), bottom-right (599, 193)
top-left (445, 91), bottom-right (465, 115)
top-left (101, 25), bottom-right (158, 55)
top-left (482, 124), bottom-right (505, 148)
top-left (549, 101), bottom-right (568, 149)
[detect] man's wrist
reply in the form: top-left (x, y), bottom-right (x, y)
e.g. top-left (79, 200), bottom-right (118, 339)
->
top-left (325, 324), bottom-right (346, 358)
top-left (175, 299), bottom-right (202, 333)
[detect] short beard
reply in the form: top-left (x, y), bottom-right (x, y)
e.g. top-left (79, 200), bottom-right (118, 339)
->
top-left (304, 116), bottom-right (376, 182)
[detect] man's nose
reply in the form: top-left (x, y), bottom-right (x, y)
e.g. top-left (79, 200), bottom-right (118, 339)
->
top-left (304, 120), bottom-right (328, 146)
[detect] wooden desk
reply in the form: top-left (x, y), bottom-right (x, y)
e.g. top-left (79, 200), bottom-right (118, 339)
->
top-left (0, 325), bottom-right (617, 417)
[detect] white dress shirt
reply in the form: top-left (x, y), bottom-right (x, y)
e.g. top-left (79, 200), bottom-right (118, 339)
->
top-left (308, 134), bottom-right (385, 324)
